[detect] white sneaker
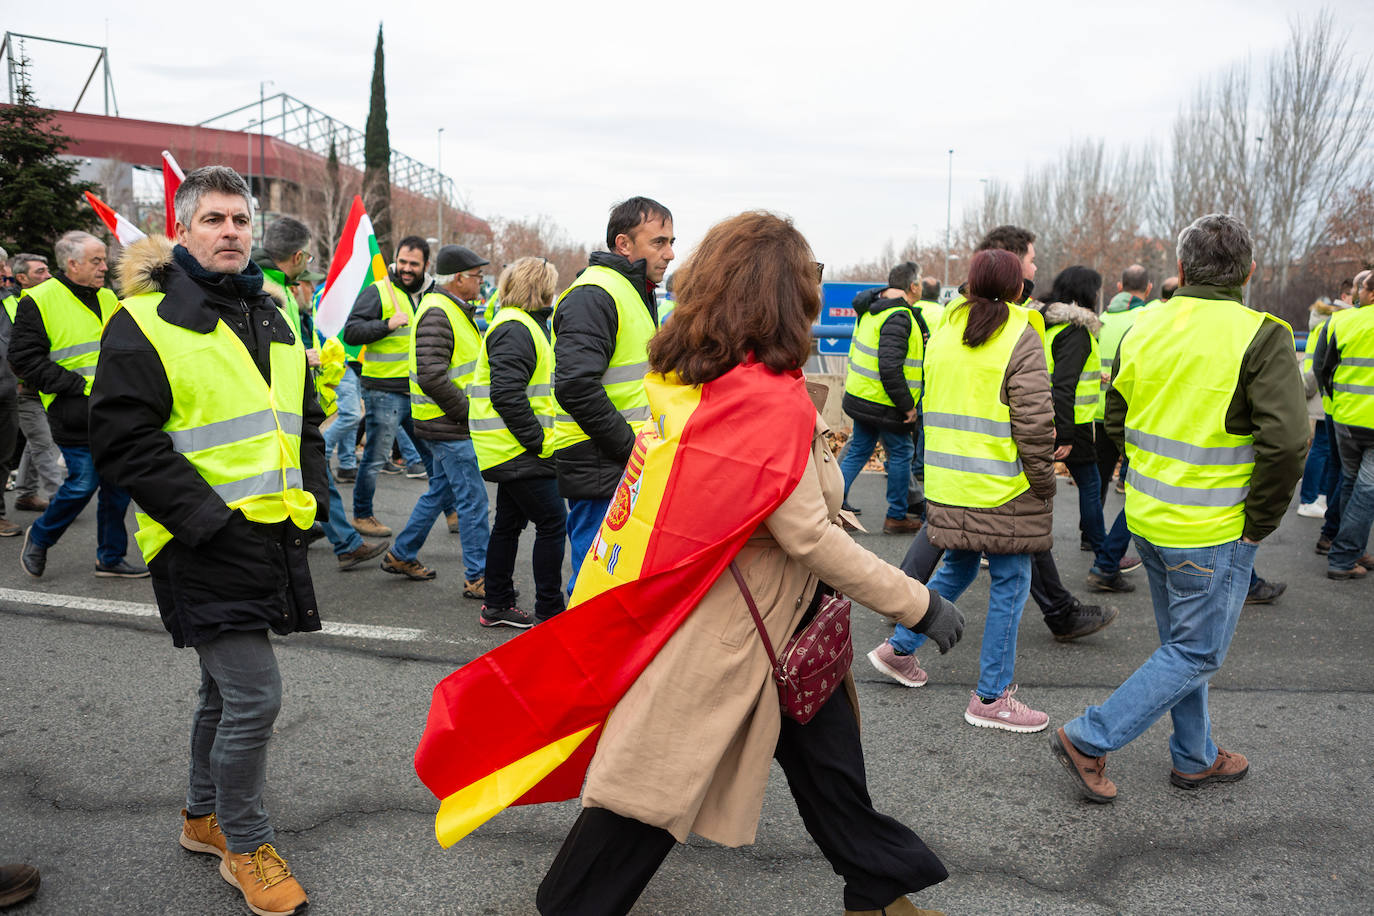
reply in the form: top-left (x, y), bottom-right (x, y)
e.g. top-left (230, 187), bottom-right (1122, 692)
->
top-left (1297, 502), bottom-right (1326, 518)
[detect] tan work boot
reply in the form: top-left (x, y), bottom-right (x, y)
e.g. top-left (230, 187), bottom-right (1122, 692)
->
top-left (1050, 726), bottom-right (1117, 803)
top-left (845, 895), bottom-right (945, 915)
top-left (219, 843), bottom-right (307, 916)
top-left (350, 516), bottom-right (392, 538)
top-left (179, 809), bottom-right (227, 860)
top-left (447, 511), bottom-right (460, 533)
top-left (462, 575), bottom-right (486, 599)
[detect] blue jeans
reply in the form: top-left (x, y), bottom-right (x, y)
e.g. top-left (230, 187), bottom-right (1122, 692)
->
top-left (1068, 461), bottom-right (1106, 551)
top-left (321, 467), bottom-right (363, 556)
top-left (1064, 537), bottom-right (1256, 773)
top-left (187, 629), bottom-right (283, 853)
top-left (353, 389), bottom-right (453, 519)
top-left (1300, 418), bottom-right (1330, 504)
top-left (30, 443), bottom-right (132, 565)
top-left (566, 497), bottom-right (610, 596)
top-left (1328, 430), bottom-right (1374, 572)
top-left (323, 366), bottom-right (362, 470)
top-left (1093, 507), bottom-right (1132, 576)
top-left (1321, 415), bottom-right (1345, 541)
top-left (889, 551), bottom-right (1032, 699)
top-left (392, 438), bottom-right (490, 580)
top-left (395, 424), bottom-right (422, 466)
top-left (840, 420), bottom-right (915, 520)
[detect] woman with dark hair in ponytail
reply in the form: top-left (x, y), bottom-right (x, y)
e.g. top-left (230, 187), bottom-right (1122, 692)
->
top-left (867, 248), bottom-right (1059, 733)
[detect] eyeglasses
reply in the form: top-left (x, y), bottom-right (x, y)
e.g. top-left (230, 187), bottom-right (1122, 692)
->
top-left (814, 262), bottom-right (825, 281)
top-left (297, 250), bottom-right (314, 264)
top-left (460, 271), bottom-right (483, 280)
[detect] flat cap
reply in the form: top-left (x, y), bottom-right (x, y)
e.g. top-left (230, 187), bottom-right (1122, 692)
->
top-left (435, 245), bottom-right (489, 275)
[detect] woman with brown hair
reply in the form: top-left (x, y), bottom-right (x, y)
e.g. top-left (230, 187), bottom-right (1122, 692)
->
top-left (535, 211), bottom-right (963, 916)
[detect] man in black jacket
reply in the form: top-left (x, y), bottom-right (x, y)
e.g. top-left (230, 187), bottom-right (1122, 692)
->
top-left (90, 166), bottom-right (323, 916)
top-left (10, 230), bottom-right (144, 578)
top-left (553, 197), bottom-right (672, 593)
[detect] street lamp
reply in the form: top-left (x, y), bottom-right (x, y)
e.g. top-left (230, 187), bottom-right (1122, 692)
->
top-left (437, 127), bottom-right (445, 244)
top-left (943, 149), bottom-right (953, 287)
top-left (258, 80), bottom-right (274, 238)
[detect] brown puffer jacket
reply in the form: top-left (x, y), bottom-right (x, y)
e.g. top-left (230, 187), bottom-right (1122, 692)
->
top-left (925, 320), bottom-right (1056, 555)
top-left (412, 289), bottom-right (481, 441)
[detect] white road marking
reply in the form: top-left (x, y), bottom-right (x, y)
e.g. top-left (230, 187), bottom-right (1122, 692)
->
top-left (0, 587), bottom-right (428, 642)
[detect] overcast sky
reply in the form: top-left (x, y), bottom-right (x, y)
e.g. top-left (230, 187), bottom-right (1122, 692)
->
top-left (11, 0), bottom-right (1374, 267)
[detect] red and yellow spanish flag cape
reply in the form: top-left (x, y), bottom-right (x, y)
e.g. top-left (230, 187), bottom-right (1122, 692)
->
top-left (414, 360), bottom-right (815, 847)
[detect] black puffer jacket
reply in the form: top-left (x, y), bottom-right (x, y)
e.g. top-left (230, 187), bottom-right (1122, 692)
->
top-left (341, 272), bottom-right (432, 394)
top-left (841, 287), bottom-right (926, 433)
top-left (1038, 300), bottom-right (1101, 463)
top-left (482, 307), bottom-right (557, 483)
top-left (551, 252), bottom-right (657, 499)
top-left (8, 274), bottom-right (106, 446)
top-left (0, 301), bottom-right (16, 402)
top-left (90, 237), bottom-right (327, 648)
top-left (412, 288), bottom-right (480, 441)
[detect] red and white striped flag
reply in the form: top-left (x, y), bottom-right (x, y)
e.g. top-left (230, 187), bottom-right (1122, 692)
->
top-left (162, 150), bottom-right (185, 237)
top-left (84, 191), bottom-right (147, 246)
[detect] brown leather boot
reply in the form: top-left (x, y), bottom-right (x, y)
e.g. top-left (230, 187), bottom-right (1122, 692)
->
top-left (844, 895), bottom-right (945, 915)
top-left (1050, 726), bottom-right (1117, 803)
top-left (219, 844), bottom-right (307, 916)
top-left (179, 809), bottom-right (227, 860)
top-left (1170, 747), bottom-right (1249, 789)
top-left (882, 516), bottom-right (923, 534)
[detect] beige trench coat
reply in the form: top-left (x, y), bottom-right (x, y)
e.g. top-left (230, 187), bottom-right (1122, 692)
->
top-left (580, 411), bottom-right (931, 847)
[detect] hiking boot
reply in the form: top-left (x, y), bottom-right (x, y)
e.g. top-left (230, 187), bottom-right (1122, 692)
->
top-left (462, 576), bottom-right (486, 599)
top-left (1050, 727), bottom-right (1117, 803)
top-left (1245, 577), bottom-right (1287, 602)
top-left (20, 527), bottom-right (45, 578)
top-left (479, 605), bottom-right (534, 628)
top-left (13, 495), bottom-right (48, 512)
top-left (866, 641), bottom-right (928, 687)
top-left (0, 518), bottom-right (20, 537)
top-left (1086, 567), bottom-right (1135, 593)
top-left (964, 685), bottom-right (1049, 733)
top-left (883, 516), bottom-right (922, 534)
top-left (337, 539), bottom-right (390, 571)
top-left (334, 466), bottom-right (356, 483)
top-left (380, 550), bottom-right (436, 581)
top-left (0, 864), bottom-right (40, 907)
top-left (219, 843), bottom-right (307, 916)
top-left (1315, 536), bottom-right (1332, 555)
top-left (350, 516), bottom-right (392, 538)
top-left (1170, 747), bottom-right (1249, 789)
top-left (179, 809), bottom-right (227, 860)
top-left (1326, 565), bottom-right (1367, 581)
top-left (447, 511), bottom-right (460, 533)
top-left (844, 896), bottom-right (945, 916)
top-left (94, 559), bottom-right (151, 578)
top-left (404, 462), bottom-right (427, 479)
top-left (1118, 554), bottom-right (1142, 573)
top-left (1045, 601), bottom-right (1117, 642)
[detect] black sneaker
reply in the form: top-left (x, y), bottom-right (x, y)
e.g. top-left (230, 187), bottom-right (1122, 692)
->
top-left (1080, 537), bottom-right (1094, 552)
top-left (334, 466), bottom-right (357, 483)
top-left (479, 605), bottom-right (534, 629)
top-left (94, 559), bottom-right (150, 579)
top-left (20, 527), bottom-right (45, 578)
top-left (1046, 601), bottom-right (1118, 642)
top-left (841, 501), bottom-right (862, 516)
top-left (1315, 537), bottom-right (1332, 555)
top-left (1086, 568), bottom-right (1135, 593)
top-left (1245, 578), bottom-right (1286, 605)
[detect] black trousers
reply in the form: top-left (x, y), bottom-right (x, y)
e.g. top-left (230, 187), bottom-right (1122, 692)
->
top-left (0, 394), bottom-right (16, 519)
top-left (1094, 421), bottom-right (1120, 503)
top-left (485, 476), bottom-right (567, 617)
top-left (536, 690), bottom-right (947, 915)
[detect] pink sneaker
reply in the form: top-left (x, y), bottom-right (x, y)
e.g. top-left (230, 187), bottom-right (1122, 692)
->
top-left (964, 685), bottom-right (1049, 733)
top-left (867, 641), bottom-right (928, 687)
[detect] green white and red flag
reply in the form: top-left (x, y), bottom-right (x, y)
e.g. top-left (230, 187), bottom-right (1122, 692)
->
top-left (315, 195), bottom-right (389, 338)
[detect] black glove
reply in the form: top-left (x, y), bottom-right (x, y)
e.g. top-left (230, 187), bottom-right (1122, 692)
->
top-left (913, 590), bottom-right (965, 654)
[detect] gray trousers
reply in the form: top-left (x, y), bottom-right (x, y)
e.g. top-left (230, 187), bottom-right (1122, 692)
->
top-left (15, 395), bottom-right (62, 500)
top-left (187, 629), bottom-right (283, 854)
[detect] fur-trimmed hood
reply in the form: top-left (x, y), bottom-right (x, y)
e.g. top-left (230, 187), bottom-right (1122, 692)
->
top-left (114, 235), bottom-right (286, 306)
top-left (1041, 300), bottom-right (1103, 336)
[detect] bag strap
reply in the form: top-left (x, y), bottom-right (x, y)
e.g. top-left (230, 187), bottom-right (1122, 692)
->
top-left (729, 561), bottom-right (783, 680)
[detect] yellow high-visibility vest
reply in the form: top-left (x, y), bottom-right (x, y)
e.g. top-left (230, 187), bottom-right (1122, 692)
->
top-left (24, 277), bottom-right (118, 410)
top-left (469, 307), bottom-right (555, 471)
top-left (359, 278), bottom-right (415, 382)
top-left (1329, 306), bottom-right (1374, 429)
top-left (1044, 321), bottom-right (1101, 425)
top-left (844, 302), bottom-right (922, 409)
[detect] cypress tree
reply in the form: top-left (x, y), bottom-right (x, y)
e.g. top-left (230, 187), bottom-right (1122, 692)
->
top-left (362, 24), bottom-right (392, 258)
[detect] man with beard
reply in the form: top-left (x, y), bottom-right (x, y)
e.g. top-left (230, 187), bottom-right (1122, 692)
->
top-left (91, 165), bottom-right (324, 914)
top-left (343, 235), bottom-right (451, 537)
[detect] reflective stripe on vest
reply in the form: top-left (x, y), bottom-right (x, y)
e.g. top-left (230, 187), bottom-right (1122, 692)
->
top-left (118, 291), bottom-right (315, 563)
top-left (843, 303), bottom-right (923, 409)
top-left (25, 278), bottom-right (118, 410)
top-left (360, 278), bottom-right (415, 380)
top-left (1043, 320), bottom-right (1101, 425)
top-left (409, 292), bottom-right (483, 421)
top-left (1330, 306), bottom-right (1374, 428)
top-left (550, 265), bottom-right (656, 451)
top-left (1116, 295), bottom-right (1276, 547)
top-left (923, 302), bottom-right (1043, 509)
top-left (470, 308), bottom-right (556, 471)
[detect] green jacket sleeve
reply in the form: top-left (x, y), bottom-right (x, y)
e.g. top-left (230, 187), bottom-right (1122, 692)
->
top-left (1231, 320), bottom-right (1308, 542)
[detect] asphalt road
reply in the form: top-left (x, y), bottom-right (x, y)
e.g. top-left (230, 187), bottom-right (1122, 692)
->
top-left (1, 467), bottom-right (1370, 915)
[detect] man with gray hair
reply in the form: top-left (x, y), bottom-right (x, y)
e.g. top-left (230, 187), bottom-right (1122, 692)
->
top-left (9, 230), bottom-right (143, 578)
top-left (1053, 213), bottom-right (1307, 803)
top-left (91, 165), bottom-right (322, 915)
top-left (7, 253), bottom-right (64, 513)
